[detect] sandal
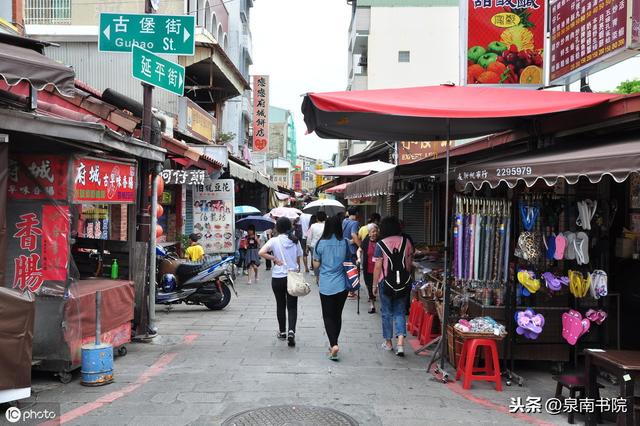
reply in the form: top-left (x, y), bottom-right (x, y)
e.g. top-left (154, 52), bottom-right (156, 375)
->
top-left (381, 342), bottom-right (393, 351)
top-left (395, 345), bottom-right (405, 357)
top-left (328, 345), bottom-right (339, 361)
top-left (368, 307), bottom-right (376, 314)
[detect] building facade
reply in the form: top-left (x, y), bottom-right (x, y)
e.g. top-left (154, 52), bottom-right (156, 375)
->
top-left (220, 0), bottom-right (253, 156)
top-left (266, 106), bottom-right (297, 186)
top-left (25, 0), bottom-right (249, 145)
top-left (296, 155), bottom-right (317, 192)
top-left (348, 0), bottom-right (460, 91)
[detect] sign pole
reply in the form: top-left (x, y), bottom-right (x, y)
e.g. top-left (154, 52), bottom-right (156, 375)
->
top-left (144, 0), bottom-right (157, 335)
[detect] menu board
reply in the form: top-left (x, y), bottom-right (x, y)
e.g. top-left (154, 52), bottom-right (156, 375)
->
top-left (192, 179), bottom-right (235, 254)
top-left (550, 0), bottom-right (630, 84)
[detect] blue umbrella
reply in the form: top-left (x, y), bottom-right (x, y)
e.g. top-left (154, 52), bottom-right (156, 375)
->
top-left (236, 215), bottom-right (275, 232)
top-left (235, 205), bottom-right (261, 216)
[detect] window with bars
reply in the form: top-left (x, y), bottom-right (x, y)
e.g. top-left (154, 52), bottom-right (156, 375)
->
top-left (25, 0), bottom-right (71, 24)
top-left (398, 50), bottom-right (410, 63)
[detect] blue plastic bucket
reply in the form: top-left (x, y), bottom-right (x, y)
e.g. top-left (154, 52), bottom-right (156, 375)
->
top-left (81, 343), bottom-right (114, 386)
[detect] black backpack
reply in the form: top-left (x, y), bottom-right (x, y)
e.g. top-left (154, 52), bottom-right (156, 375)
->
top-left (378, 237), bottom-right (412, 298)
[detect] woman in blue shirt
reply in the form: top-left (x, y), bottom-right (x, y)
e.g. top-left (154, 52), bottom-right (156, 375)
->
top-left (313, 214), bottom-right (349, 361)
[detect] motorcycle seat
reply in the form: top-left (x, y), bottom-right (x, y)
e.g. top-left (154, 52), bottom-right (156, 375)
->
top-left (176, 257), bottom-right (223, 280)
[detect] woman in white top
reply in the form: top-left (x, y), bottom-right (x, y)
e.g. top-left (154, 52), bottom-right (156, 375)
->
top-left (306, 211), bottom-right (327, 284)
top-left (259, 217), bottom-right (303, 347)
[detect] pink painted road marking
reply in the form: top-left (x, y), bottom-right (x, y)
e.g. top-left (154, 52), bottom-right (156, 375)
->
top-left (407, 336), bottom-right (556, 426)
top-left (54, 333), bottom-right (200, 424)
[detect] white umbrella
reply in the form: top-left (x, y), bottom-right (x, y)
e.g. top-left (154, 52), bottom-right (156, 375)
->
top-left (269, 207), bottom-right (302, 220)
top-left (303, 199), bottom-right (345, 216)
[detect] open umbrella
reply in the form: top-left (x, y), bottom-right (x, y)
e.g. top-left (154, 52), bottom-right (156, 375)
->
top-left (269, 207), bottom-right (302, 220)
top-left (236, 215), bottom-right (275, 232)
top-left (235, 205), bottom-right (261, 216)
top-left (303, 199), bottom-right (345, 216)
top-left (302, 84), bottom-right (618, 377)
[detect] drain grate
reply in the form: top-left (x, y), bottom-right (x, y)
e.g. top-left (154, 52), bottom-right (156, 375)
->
top-left (221, 405), bottom-right (359, 426)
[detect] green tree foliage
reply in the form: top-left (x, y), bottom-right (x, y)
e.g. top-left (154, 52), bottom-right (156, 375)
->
top-left (615, 79), bottom-right (640, 94)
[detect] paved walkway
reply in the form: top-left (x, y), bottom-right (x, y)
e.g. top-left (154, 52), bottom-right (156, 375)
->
top-left (25, 271), bottom-right (568, 425)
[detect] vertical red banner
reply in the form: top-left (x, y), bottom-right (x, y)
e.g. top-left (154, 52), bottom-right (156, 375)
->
top-left (41, 205), bottom-right (70, 282)
top-left (252, 75), bottom-right (270, 153)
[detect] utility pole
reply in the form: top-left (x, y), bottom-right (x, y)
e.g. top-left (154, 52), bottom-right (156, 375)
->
top-left (143, 0), bottom-right (158, 335)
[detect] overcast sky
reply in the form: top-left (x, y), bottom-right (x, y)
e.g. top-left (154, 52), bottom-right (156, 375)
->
top-left (251, 0), bottom-right (352, 161)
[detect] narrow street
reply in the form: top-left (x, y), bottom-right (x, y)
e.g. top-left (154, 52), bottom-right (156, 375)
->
top-left (29, 272), bottom-right (562, 426)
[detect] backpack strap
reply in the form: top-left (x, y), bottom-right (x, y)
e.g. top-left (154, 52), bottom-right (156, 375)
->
top-left (399, 237), bottom-right (408, 268)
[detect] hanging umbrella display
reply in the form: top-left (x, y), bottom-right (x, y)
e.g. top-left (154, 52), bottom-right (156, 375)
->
top-left (235, 205), bottom-right (261, 216)
top-left (303, 199), bottom-right (345, 216)
top-left (269, 207), bottom-right (302, 220)
top-left (302, 84), bottom-right (618, 379)
top-left (236, 215), bottom-right (276, 232)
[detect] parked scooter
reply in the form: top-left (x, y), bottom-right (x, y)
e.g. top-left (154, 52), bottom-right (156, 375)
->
top-left (156, 246), bottom-right (237, 310)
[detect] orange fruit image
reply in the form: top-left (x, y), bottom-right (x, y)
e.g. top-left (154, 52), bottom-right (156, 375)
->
top-left (519, 65), bottom-right (543, 84)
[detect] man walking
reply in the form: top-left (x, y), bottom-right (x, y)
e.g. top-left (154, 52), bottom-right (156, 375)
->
top-left (342, 207), bottom-right (361, 298)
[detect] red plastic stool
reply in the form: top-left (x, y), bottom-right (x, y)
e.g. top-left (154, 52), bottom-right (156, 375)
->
top-left (455, 338), bottom-right (502, 391)
top-left (407, 299), bottom-right (424, 336)
top-left (418, 311), bottom-right (440, 345)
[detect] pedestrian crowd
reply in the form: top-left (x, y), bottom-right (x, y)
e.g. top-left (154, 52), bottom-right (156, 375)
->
top-left (250, 207), bottom-right (414, 361)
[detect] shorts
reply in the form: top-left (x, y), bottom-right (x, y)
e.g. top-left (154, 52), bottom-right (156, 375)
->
top-left (301, 238), bottom-right (307, 252)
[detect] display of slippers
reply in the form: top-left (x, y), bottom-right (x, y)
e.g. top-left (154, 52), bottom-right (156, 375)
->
top-left (515, 308), bottom-right (545, 339)
top-left (590, 270), bottom-right (608, 299)
top-left (562, 309), bottom-right (591, 345)
top-left (586, 309), bottom-right (608, 325)
top-left (545, 233), bottom-right (556, 260)
top-left (554, 234), bottom-right (567, 260)
top-left (574, 232), bottom-right (590, 265)
top-left (564, 232), bottom-right (577, 260)
top-left (542, 272), bottom-right (569, 292)
top-left (517, 270), bottom-right (541, 294)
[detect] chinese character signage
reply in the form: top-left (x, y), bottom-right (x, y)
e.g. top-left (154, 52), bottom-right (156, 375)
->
top-left (73, 157), bottom-right (137, 204)
top-left (463, 0), bottom-right (545, 86)
top-left (549, 0), bottom-right (638, 85)
top-left (8, 155), bottom-right (68, 201)
top-left (160, 169), bottom-right (207, 185)
top-left (132, 46), bottom-right (185, 96)
top-left (99, 13), bottom-right (195, 55)
top-left (6, 203), bottom-right (70, 294)
top-left (252, 75), bottom-right (269, 152)
top-left (192, 179), bottom-right (235, 254)
top-left (293, 172), bottom-right (302, 191)
top-left (398, 141), bottom-right (449, 165)
top-left (178, 97), bottom-right (216, 143)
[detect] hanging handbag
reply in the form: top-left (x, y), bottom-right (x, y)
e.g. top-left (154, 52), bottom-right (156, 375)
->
top-left (275, 238), bottom-right (310, 297)
top-left (343, 240), bottom-right (361, 291)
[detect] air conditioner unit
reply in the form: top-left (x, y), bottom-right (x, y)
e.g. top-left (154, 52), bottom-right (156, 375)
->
top-left (358, 57), bottom-right (368, 67)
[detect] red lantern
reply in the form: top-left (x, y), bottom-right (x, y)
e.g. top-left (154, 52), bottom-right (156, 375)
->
top-left (156, 204), bottom-right (164, 218)
top-left (156, 224), bottom-right (163, 238)
top-left (148, 175), bottom-right (165, 198)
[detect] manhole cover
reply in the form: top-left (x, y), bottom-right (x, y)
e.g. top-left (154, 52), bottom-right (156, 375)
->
top-left (221, 405), bottom-right (359, 426)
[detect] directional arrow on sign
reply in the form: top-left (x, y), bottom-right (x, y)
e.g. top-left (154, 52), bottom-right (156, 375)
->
top-left (184, 28), bottom-right (190, 43)
top-left (103, 25), bottom-right (110, 40)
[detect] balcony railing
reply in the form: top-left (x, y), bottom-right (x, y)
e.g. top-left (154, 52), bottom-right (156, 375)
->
top-left (25, 0), bottom-right (71, 24)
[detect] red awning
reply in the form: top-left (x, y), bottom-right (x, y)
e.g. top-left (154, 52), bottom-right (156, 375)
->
top-left (325, 183), bottom-right (349, 194)
top-left (302, 85), bottom-right (619, 141)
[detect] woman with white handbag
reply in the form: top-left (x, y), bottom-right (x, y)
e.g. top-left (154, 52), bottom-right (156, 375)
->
top-left (259, 217), bottom-right (305, 347)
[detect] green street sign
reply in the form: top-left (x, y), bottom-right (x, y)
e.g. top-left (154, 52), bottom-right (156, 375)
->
top-left (132, 46), bottom-right (185, 96)
top-left (99, 13), bottom-right (195, 55)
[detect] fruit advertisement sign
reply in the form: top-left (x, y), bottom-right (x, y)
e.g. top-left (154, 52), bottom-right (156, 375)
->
top-left (464, 0), bottom-right (545, 86)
